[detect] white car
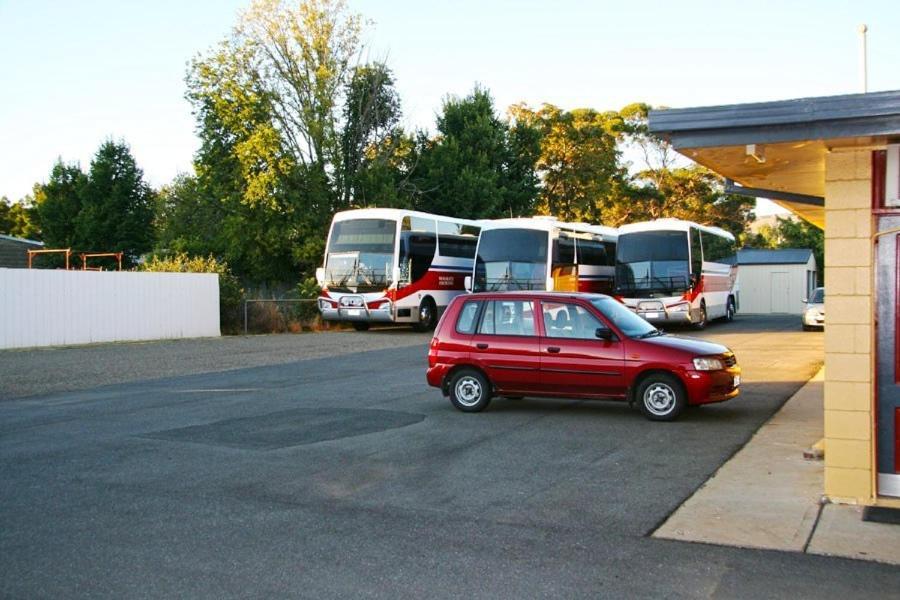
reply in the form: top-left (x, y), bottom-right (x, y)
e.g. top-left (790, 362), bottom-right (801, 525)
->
top-left (802, 287), bottom-right (824, 331)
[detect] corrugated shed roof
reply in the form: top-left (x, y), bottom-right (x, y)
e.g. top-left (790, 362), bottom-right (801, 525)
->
top-left (736, 248), bottom-right (813, 265)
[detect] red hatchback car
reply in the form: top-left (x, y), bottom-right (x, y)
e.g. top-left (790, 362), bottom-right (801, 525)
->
top-left (426, 292), bottom-right (740, 421)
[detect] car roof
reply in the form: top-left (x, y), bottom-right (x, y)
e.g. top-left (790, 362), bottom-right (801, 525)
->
top-left (464, 291), bottom-right (610, 302)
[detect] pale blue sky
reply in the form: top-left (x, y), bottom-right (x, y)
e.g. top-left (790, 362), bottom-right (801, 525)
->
top-left (2, 0), bottom-right (899, 216)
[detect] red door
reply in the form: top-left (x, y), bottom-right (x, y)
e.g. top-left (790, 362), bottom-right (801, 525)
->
top-left (468, 298), bottom-right (540, 394)
top-left (538, 301), bottom-right (625, 398)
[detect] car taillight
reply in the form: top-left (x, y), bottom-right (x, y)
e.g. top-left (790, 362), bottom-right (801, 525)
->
top-left (428, 337), bottom-right (439, 367)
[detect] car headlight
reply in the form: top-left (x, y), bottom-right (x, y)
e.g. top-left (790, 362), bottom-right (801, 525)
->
top-left (669, 302), bottom-right (690, 312)
top-left (693, 357), bottom-right (724, 371)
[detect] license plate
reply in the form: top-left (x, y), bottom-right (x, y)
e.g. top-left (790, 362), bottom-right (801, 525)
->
top-left (644, 312), bottom-right (660, 320)
top-left (733, 375), bottom-right (741, 387)
top-left (346, 309), bottom-right (362, 316)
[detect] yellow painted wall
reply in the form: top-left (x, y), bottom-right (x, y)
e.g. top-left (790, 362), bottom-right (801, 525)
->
top-left (823, 149), bottom-right (875, 504)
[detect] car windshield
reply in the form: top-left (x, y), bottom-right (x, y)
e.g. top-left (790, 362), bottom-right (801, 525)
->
top-left (590, 297), bottom-right (658, 338)
top-left (811, 288), bottom-right (825, 303)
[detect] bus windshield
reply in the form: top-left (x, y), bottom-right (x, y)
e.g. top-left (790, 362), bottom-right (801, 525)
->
top-left (324, 218), bottom-right (396, 292)
top-left (615, 230), bottom-right (691, 296)
top-left (474, 228), bottom-right (548, 292)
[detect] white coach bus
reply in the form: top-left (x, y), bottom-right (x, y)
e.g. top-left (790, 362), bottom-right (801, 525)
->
top-left (614, 219), bottom-right (738, 329)
top-left (316, 208), bottom-right (481, 331)
top-left (469, 217), bottom-right (618, 293)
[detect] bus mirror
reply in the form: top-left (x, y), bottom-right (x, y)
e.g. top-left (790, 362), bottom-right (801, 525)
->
top-left (391, 266), bottom-right (401, 284)
top-left (464, 276), bottom-right (472, 292)
top-left (315, 267), bottom-right (325, 286)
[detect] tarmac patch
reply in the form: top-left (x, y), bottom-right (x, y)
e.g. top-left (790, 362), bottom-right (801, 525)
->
top-left (143, 407), bottom-right (425, 450)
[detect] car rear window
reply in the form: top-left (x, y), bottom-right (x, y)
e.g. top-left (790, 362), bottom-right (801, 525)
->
top-left (456, 301), bottom-right (481, 334)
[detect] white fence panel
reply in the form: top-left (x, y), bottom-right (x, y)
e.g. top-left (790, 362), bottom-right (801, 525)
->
top-left (0, 269), bottom-right (220, 349)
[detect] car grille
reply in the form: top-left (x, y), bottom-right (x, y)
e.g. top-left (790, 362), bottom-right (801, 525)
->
top-left (721, 353), bottom-right (737, 368)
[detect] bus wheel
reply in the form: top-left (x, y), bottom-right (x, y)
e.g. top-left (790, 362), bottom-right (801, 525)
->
top-left (351, 322), bottom-right (370, 332)
top-left (413, 298), bottom-right (437, 332)
top-left (725, 297), bottom-right (736, 322)
top-left (692, 303), bottom-right (707, 330)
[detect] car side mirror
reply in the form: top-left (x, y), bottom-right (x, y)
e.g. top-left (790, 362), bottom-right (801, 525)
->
top-left (464, 275), bottom-right (472, 292)
top-left (595, 327), bottom-right (615, 341)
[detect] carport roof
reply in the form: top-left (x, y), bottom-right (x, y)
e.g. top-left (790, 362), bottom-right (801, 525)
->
top-left (648, 90), bottom-right (900, 228)
top-left (736, 248), bottom-right (813, 266)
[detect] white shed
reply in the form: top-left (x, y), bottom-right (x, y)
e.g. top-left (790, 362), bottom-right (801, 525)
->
top-left (736, 248), bottom-right (817, 315)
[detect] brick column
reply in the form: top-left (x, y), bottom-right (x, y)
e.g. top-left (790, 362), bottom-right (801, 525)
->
top-left (823, 149), bottom-right (874, 503)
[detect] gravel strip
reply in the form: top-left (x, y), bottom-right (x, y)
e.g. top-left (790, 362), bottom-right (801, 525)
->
top-left (0, 329), bottom-right (430, 400)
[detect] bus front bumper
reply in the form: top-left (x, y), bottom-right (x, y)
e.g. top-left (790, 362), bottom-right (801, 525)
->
top-left (633, 302), bottom-right (694, 325)
top-left (318, 298), bottom-right (394, 323)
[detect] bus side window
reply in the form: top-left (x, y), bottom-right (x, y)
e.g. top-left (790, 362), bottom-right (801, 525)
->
top-left (690, 227), bottom-right (703, 276)
top-left (576, 235), bottom-right (612, 266)
top-left (437, 221), bottom-right (480, 258)
top-left (401, 216), bottom-right (437, 282)
top-left (701, 230), bottom-right (736, 263)
top-left (553, 232), bottom-right (576, 266)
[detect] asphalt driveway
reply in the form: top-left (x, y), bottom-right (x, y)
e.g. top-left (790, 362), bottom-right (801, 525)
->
top-left (1, 316), bottom-right (897, 598)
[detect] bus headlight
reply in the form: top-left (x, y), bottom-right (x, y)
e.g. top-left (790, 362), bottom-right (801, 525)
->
top-left (669, 302), bottom-right (690, 312)
top-left (693, 357), bottom-right (724, 371)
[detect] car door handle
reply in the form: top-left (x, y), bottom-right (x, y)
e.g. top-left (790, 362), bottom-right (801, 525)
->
top-left (476, 343), bottom-right (489, 350)
top-left (547, 346), bottom-right (561, 354)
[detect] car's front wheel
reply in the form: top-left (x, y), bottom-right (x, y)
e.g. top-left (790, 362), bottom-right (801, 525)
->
top-left (637, 373), bottom-right (686, 421)
top-left (449, 369), bottom-right (492, 412)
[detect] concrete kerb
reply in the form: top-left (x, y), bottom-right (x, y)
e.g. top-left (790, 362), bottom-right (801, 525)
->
top-left (653, 367), bottom-right (900, 566)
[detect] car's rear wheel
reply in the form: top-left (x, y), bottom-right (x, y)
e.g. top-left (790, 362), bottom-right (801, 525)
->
top-left (449, 369), bottom-right (492, 412)
top-left (637, 373), bottom-right (686, 421)
top-left (351, 322), bottom-right (370, 332)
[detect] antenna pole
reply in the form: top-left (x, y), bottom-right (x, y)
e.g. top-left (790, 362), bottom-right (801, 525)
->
top-left (859, 24), bottom-right (868, 93)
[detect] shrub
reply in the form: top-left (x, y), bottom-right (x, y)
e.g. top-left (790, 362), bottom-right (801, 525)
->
top-left (141, 253), bottom-right (243, 333)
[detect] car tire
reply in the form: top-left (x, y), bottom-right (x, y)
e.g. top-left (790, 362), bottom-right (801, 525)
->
top-left (449, 369), bottom-right (492, 412)
top-left (724, 297), bottom-right (736, 322)
top-left (802, 324), bottom-right (813, 332)
top-left (692, 303), bottom-right (708, 330)
top-left (352, 322), bottom-right (370, 332)
top-left (412, 298), bottom-right (437, 332)
top-left (637, 373), bottom-right (686, 422)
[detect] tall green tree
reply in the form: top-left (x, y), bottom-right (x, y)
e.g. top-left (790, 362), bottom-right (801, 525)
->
top-left (618, 102), bottom-right (754, 236)
top-left (413, 86), bottom-right (539, 219)
top-left (75, 140), bottom-right (155, 266)
top-left (177, 0), bottom-right (399, 284)
top-left (35, 160), bottom-right (87, 249)
top-left (510, 103), bottom-right (625, 223)
top-left (341, 63), bottom-right (402, 206)
top-left (0, 193), bottom-right (40, 239)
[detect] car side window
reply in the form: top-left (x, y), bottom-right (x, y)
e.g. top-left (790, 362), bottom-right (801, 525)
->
top-left (456, 301), bottom-right (481, 334)
top-left (477, 300), bottom-right (536, 336)
top-left (542, 302), bottom-right (607, 340)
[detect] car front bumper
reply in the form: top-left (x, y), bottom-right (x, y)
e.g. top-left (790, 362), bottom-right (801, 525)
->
top-left (682, 366), bottom-right (742, 405)
top-left (802, 311), bottom-right (825, 327)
